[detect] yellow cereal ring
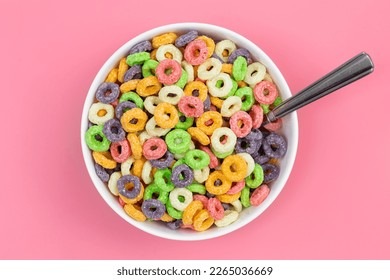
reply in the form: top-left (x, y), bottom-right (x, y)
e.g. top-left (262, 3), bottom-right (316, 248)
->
top-left (154, 102), bottom-right (179, 129)
top-left (221, 155), bottom-right (248, 182)
top-left (237, 80), bottom-right (248, 88)
top-left (193, 65), bottom-right (199, 79)
top-left (92, 151), bottom-right (117, 169)
top-left (152, 32), bottom-right (178, 48)
top-left (124, 203), bottom-right (146, 222)
top-left (210, 96), bottom-right (224, 109)
top-left (196, 111), bottom-right (223, 136)
top-left (197, 35), bottom-right (215, 58)
top-left (120, 108), bottom-right (148, 133)
top-left (136, 76), bottom-right (162, 97)
top-left (127, 133), bottom-right (143, 160)
top-left (118, 57), bottom-right (129, 83)
top-left (183, 81), bottom-right (208, 101)
top-left (221, 63), bottom-right (233, 75)
top-left (205, 171), bottom-right (232, 195)
top-left (193, 209), bottom-right (214, 231)
top-left (182, 200), bottom-right (204, 225)
top-left (105, 68), bottom-right (118, 83)
top-left (160, 212), bottom-right (175, 222)
top-left (187, 127), bottom-right (210, 146)
top-left (120, 79), bottom-right (141, 93)
top-left (132, 157), bottom-right (146, 177)
top-left (150, 49), bottom-right (157, 60)
top-left (217, 191), bottom-right (242, 203)
top-left (119, 183), bottom-right (145, 204)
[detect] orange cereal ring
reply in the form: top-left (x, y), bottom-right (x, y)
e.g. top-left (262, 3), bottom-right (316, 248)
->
top-left (196, 111), bottom-right (223, 136)
top-left (152, 32), bottom-right (178, 48)
top-left (127, 133), bottom-right (143, 160)
top-left (160, 212), bottom-right (175, 222)
top-left (92, 151), bottom-right (117, 169)
top-left (217, 191), bottom-right (241, 203)
top-left (118, 57), bottom-right (129, 83)
top-left (154, 102), bottom-right (179, 129)
top-left (105, 68), bottom-right (118, 83)
top-left (120, 108), bottom-right (148, 133)
top-left (183, 81), bottom-right (208, 101)
top-left (150, 49), bottom-right (157, 60)
top-left (120, 79), bottom-right (141, 93)
top-left (182, 200), bottom-right (204, 225)
top-left (187, 127), bottom-right (210, 146)
top-left (197, 35), bottom-right (215, 58)
top-left (221, 63), bottom-right (233, 74)
top-left (221, 155), bottom-right (248, 182)
top-left (193, 209), bottom-right (214, 231)
top-left (210, 96), bottom-right (224, 109)
top-left (136, 76), bottom-right (162, 97)
top-left (124, 203), bottom-right (146, 222)
top-left (119, 183), bottom-right (145, 204)
top-left (132, 157), bottom-right (146, 177)
top-left (205, 171), bottom-right (231, 195)
top-left (237, 80), bottom-right (248, 88)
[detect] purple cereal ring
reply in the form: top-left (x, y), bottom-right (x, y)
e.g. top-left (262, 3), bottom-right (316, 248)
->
top-left (115, 101), bottom-right (137, 119)
top-left (262, 133), bottom-right (287, 158)
top-left (124, 64), bottom-right (143, 82)
top-left (128, 40), bottom-right (152, 54)
top-left (227, 48), bottom-right (252, 64)
top-left (175, 30), bottom-right (198, 47)
top-left (203, 95), bottom-right (211, 111)
top-left (103, 118), bottom-right (126, 142)
top-left (253, 154), bottom-right (270, 165)
top-left (94, 163), bottom-right (110, 182)
top-left (211, 53), bottom-right (224, 63)
top-left (96, 82), bottom-right (120, 104)
top-left (171, 164), bottom-right (194, 188)
top-left (117, 175), bottom-right (141, 199)
top-left (150, 151), bottom-right (174, 169)
top-left (235, 130), bottom-right (262, 154)
top-left (166, 219), bottom-right (183, 230)
top-left (261, 163), bottom-right (280, 182)
top-left (141, 199), bottom-right (166, 220)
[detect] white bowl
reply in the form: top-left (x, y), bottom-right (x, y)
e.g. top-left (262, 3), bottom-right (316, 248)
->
top-left (81, 22), bottom-right (298, 240)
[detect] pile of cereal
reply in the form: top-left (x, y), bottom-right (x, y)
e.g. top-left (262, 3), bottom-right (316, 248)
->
top-left (85, 30), bottom-right (287, 231)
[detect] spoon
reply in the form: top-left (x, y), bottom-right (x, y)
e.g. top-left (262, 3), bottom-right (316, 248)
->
top-left (263, 52), bottom-right (374, 125)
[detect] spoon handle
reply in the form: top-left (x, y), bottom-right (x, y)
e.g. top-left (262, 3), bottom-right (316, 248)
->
top-left (265, 52), bottom-right (374, 123)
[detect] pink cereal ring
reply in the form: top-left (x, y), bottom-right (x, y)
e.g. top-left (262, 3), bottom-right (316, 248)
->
top-left (249, 104), bottom-right (263, 129)
top-left (229, 111), bottom-right (253, 137)
top-left (118, 196), bottom-right (126, 207)
top-left (110, 139), bottom-right (131, 163)
top-left (142, 137), bottom-right (167, 160)
top-left (178, 96), bottom-right (204, 118)
top-left (226, 180), bottom-right (245, 195)
top-left (250, 184), bottom-right (270, 206)
top-left (199, 146), bottom-right (219, 169)
top-left (155, 59), bottom-right (182, 85)
top-left (210, 105), bottom-right (218, 111)
top-left (184, 39), bottom-right (208, 66)
top-left (181, 224), bottom-right (195, 230)
top-left (207, 197), bottom-right (224, 220)
top-left (263, 118), bottom-right (283, 132)
top-left (193, 194), bottom-right (209, 208)
top-left (254, 81), bottom-right (278, 105)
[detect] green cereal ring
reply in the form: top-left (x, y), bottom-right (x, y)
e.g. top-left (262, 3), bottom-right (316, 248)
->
top-left (119, 92), bottom-right (144, 109)
top-left (260, 104), bottom-right (270, 114)
top-left (184, 149), bottom-right (210, 170)
top-left (240, 186), bottom-right (251, 208)
top-left (126, 51), bottom-right (150, 66)
top-left (165, 129), bottom-right (191, 154)
top-left (175, 69), bottom-right (188, 89)
top-left (85, 125), bottom-right (111, 152)
top-left (273, 96), bottom-right (282, 107)
top-left (143, 183), bottom-right (169, 204)
top-left (245, 163), bottom-right (264, 188)
top-left (154, 168), bottom-right (174, 192)
top-left (232, 56), bottom-right (247, 82)
top-left (186, 183), bottom-right (206, 194)
top-left (166, 199), bottom-right (183, 219)
top-left (142, 59), bottom-right (159, 77)
top-left (235, 86), bottom-right (255, 111)
top-left (211, 147), bottom-right (234, 159)
top-left (175, 112), bottom-right (194, 130)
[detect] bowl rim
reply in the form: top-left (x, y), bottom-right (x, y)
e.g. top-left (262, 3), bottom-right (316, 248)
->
top-left (80, 22), bottom-right (299, 241)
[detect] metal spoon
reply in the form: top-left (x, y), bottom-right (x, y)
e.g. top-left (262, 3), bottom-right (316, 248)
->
top-left (263, 52), bottom-right (374, 125)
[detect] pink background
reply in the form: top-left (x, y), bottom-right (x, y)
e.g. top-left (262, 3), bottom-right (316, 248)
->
top-left (1, 0), bottom-right (389, 259)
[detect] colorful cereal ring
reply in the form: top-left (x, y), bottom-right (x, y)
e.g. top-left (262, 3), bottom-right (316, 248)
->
top-left (229, 111), bottom-right (252, 138)
top-left (154, 102), bottom-right (179, 129)
top-left (178, 96), bottom-right (204, 118)
top-left (155, 59), bottom-right (182, 85)
top-left (253, 80), bottom-right (278, 105)
top-left (110, 139), bottom-right (131, 163)
top-left (250, 184), bottom-right (270, 206)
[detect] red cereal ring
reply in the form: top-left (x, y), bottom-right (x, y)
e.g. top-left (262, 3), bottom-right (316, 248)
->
top-left (110, 139), bottom-right (131, 163)
top-left (193, 194), bottom-right (209, 208)
top-left (229, 111), bottom-right (253, 138)
top-left (184, 39), bottom-right (208, 66)
top-left (263, 118), bottom-right (283, 132)
top-left (226, 180), bottom-right (245, 194)
top-left (142, 138), bottom-right (167, 160)
top-left (207, 197), bottom-right (224, 220)
top-left (253, 81), bottom-right (278, 105)
top-left (155, 59), bottom-right (182, 85)
top-left (118, 196), bottom-right (126, 207)
top-left (178, 96), bottom-right (204, 118)
top-left (250, 184), bottom-right (270, 206)
top-left (249, 104), bottom-right (263, 129)
top-left (199, 145), bottom-right (219, 169)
